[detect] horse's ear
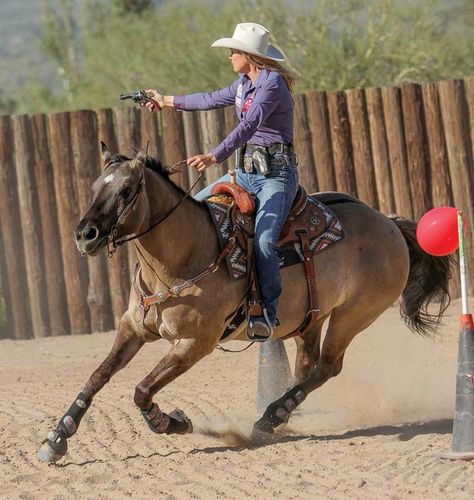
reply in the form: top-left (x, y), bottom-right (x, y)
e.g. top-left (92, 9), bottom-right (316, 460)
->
top-left (135, 142), bottom-right (149, 159)
top-left (100, 141), bottom-right (111, 162)
top-left (134, 149), bottom-right (146, 162)
top-left (132, 149), bottom-right (146, 169)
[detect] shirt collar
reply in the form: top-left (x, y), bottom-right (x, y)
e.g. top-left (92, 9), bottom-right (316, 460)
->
top-left (242, 69), bottom-right (270, 89)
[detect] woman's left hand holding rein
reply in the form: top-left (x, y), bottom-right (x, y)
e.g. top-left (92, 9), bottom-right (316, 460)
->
top-left (187, 154), bottom-right (218, 172)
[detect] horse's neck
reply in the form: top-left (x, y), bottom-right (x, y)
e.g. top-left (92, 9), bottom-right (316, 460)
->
top-left (135, 169), bottom-right (218, 287)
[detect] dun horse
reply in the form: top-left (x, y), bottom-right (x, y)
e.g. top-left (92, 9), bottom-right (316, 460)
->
top-left (38, 144), bottom-right (451, 462)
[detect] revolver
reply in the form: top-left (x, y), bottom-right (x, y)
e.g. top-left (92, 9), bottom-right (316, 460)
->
top-left (119, 90), bottom-right (152, 104)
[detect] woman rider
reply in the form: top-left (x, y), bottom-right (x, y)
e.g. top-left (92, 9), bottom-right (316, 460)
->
top-left (144, 22), bottom-right (298, 341)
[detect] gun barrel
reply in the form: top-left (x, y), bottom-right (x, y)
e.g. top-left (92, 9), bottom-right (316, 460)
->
top-left (119, 93), bottom-right (134, 100)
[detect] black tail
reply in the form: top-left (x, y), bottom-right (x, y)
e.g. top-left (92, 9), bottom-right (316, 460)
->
top-left (391, 216), bottom-right (453, 335)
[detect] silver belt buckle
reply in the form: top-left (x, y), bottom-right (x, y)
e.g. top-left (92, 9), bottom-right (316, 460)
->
top-left (243, 155), bottom-right (253, 172)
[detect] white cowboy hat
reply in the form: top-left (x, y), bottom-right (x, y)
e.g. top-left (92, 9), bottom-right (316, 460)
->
top-left (211, 22), bottom-right (285, 62)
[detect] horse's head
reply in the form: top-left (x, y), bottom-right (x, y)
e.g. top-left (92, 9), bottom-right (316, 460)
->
top-left (74, 142), bottom-right (157, 256)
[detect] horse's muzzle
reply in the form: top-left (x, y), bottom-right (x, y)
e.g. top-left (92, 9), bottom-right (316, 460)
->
top-left (74, 222), bottom-right (105, 255)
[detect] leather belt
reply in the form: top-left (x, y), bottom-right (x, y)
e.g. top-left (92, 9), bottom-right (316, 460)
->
top-left (245, 143), bottom-right (294, 156)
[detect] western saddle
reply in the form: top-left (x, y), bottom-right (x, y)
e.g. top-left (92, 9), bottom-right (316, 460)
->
top-left (210, 181), bottom-right (326, 340)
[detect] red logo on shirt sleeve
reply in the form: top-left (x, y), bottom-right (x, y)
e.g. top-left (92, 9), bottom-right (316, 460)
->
top-left (242, 97), bottom-right (254, 113)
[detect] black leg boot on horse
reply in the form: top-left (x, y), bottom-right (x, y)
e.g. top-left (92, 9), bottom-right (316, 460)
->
top-left (38, 319), bottom-right (144, 462)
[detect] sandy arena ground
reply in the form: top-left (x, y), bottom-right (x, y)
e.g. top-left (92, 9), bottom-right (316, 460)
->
top-left (1, 297), bottom-right (473, 499)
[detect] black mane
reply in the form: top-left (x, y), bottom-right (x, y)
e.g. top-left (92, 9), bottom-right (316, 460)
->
top-left (104, 152), bottom-right (198, 201)
top-left (143, 155), bottom-right (201, 202)
top-left (142, 155), bottom-right (169, 177)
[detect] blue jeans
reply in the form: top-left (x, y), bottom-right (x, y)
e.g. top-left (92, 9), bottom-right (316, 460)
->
top-left (195, 158), bottom-right (299, 326)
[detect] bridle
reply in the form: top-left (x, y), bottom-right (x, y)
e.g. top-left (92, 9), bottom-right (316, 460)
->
top-left (106, 159), bottom-right (203, 258)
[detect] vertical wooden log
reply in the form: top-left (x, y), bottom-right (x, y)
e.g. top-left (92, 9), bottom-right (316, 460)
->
top-left (0, 116), bottom-right (32, 339)
top-left (199, 109), bottom-right (226, 184)
top-left (438, 80), bottom-right (474, 293)
top-left (0, 229), bottom-right (13, 339)
top-left (400, 83), bottom-right (431, 220)
top-left (345, 88), bottom-right (378, 207)
top-left (421, 83), bottom-right (453, 208)
top-left (464, 76), bottom-right (474, 180)
top-left (12, 115), bottom-right (50, 338)
top-left (220, 106), bottom-right (239, 182)
top-left (114, 107), bottom-right (141, 157)
top-left (381, 86), bottom-right (413, 218)
top-left (326, 91), bottom-right (357, 196)
top-left (49, 112), bottom-right (91, 334)
top-left (365, 87), bottom-right (396, 214)
top-left (71, 110), bottom-right (114, 332)
top-left (31, 114), bottom-right (70, 336)
top-left (421, 82), bottom-right (459, 295)
top-left (96, 107), bottom-right (120, 164)
top-left (464, 76), bottom-right (474, 296)
top-left (161, 108), bottom-right (189, 188)
top-left (223, 106), bottom-right (239, 177)
top-left (139, 107), bottom-right (164, 158)
top-left (438, 80), bottom-right (474, 220)
top-left (305, 90), bottom-right (336, 192)
top-left (224, 106), bottom-right (239, 135)
top-left (182, 111), bottom-right (206, 195)
top-left (114, 107), bottom-right (142, 278)
top-left (293, 94), bottom-right (318, 193)
top-left (96, 108), bottom-right (131, 326)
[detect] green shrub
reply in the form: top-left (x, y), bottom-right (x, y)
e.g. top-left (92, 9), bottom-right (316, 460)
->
top-left (6, 0), bottom-right (474, 114)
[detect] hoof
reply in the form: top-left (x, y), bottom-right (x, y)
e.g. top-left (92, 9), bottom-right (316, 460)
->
top-left (37, 441), bottom-right (65, 463)
top-left (167, 409), bottom-right (193, 435)
top-left (250, 421), bottom-right (274, 446)
top-left (37, 428), bottom-right (68, 463)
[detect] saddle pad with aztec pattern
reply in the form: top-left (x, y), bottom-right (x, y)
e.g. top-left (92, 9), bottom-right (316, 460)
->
top-left (205, 195), bottom-right (344, 279)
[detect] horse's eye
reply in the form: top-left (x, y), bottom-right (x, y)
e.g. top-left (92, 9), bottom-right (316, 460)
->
top-left (120, 187), bottom-right (132, 199)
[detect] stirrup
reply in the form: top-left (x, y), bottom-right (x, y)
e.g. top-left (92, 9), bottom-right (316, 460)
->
top-left (247, 311), bottom-right (274, 342)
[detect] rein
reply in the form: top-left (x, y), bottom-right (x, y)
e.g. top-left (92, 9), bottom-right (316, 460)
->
top-left (105, 157), bottom-right (248, 349)
top-left (106, 160), bottom-right (201, 257)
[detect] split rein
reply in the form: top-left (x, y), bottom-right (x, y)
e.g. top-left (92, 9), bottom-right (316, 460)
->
top-left (106, 158), bottom-right (240, 314)
top-left (105, 158), bottom-right (252, 353)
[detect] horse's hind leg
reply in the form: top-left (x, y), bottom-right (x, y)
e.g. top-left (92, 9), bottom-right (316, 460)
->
top-left (254, 302), bottom-right (382, 436)
top-left (293, 314), bottom-right (328, 385)
top-left (134, 337), bottom-right (215, 435)
top-left (38, 316), bottom-right (144, 463)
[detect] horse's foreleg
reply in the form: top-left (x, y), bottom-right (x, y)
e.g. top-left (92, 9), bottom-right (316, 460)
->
top-left (38, 318), bottom-right (144, 463)
top-left (134, 338), bottom-right (214, 435)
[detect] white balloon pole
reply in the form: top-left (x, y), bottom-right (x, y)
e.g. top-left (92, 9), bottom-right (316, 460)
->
top-left (441, 210), bottom-right (474, 460)
top-left (458, 211), bottom-right (469, 315)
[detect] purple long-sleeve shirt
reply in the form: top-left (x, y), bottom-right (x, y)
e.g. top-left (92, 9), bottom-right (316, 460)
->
top-left (173, 69), bottom-right (293, 163)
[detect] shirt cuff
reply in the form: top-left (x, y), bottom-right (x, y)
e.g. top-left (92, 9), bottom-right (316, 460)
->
top-left (173, 95), bottom-right (186, 110)
top-left (210, 144), bottom-right (229, 164)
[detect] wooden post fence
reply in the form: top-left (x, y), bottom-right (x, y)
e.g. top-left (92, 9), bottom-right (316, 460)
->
top-left (1, 76), bottom-right (474, 339)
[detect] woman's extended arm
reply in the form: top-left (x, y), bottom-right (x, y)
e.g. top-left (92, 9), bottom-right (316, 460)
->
top-left (144, 79), bottom-right (239, 113)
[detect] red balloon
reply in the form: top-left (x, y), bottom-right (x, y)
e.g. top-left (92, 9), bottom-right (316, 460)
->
top-left (416, 207), bottom-right (460, 256)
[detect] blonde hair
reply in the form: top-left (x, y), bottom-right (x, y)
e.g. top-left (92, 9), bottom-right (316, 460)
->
top-left (243, 52), bottom-right (295, 95)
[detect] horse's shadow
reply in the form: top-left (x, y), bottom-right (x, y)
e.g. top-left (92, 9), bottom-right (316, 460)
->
top-left (188, 419), bottom-right (453, 455)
